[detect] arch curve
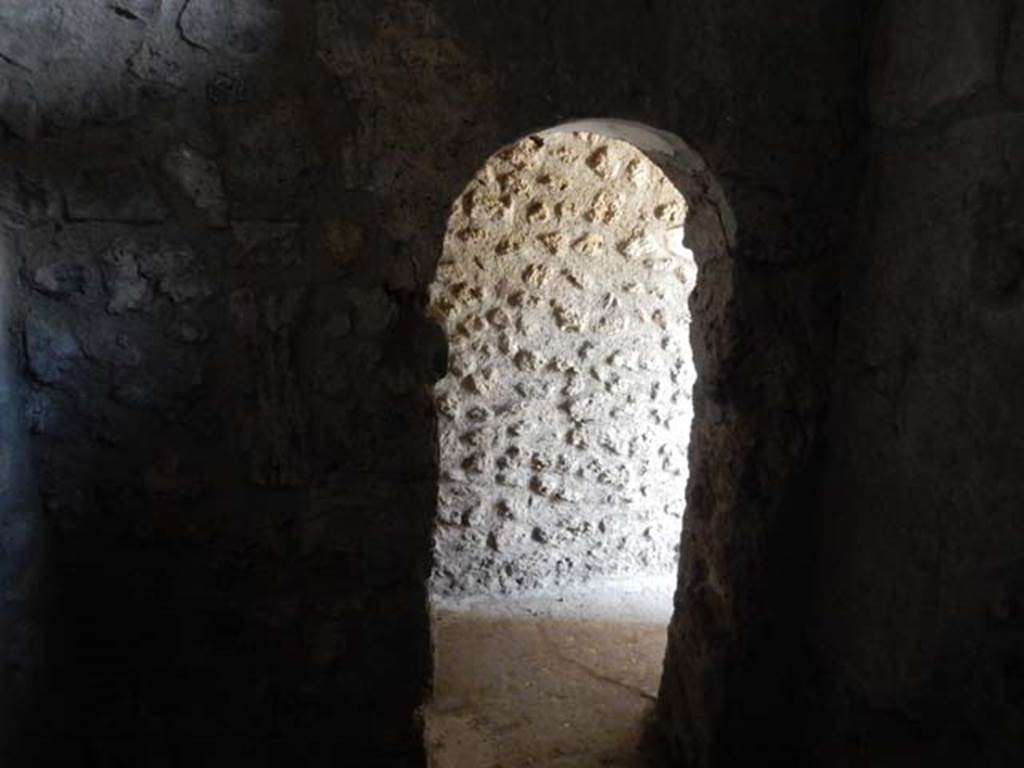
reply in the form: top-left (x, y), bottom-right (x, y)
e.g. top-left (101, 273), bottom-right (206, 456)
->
top-left (427, 120), bottom-right (736, 600)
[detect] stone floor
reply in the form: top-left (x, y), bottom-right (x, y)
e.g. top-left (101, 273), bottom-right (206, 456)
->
top-left (425, 577), bottom-right (675, 768)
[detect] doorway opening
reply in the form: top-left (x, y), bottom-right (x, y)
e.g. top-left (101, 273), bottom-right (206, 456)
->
top-left (424, 121), bottom-right (727, 766)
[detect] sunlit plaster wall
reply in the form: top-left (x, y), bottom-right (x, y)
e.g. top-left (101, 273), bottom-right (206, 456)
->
top-left (430, 133), bottom-right (696, 596)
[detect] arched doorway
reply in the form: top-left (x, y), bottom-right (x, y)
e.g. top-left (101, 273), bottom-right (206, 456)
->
top-left (425, 120), bottom-right (732, 765)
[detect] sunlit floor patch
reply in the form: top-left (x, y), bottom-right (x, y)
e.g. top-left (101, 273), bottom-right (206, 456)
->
top-left (426, 576), bottom-right (674, 768)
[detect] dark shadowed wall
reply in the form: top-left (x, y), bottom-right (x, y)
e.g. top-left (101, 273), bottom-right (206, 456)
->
top-left (0, 227), bottom-right (54, 763)
top-left (2, 1), bottom-right (1020, 767)
top-left (810, 2), bottom-right (1024, 765)
top-left (0, 0), bottom-right (862, 764)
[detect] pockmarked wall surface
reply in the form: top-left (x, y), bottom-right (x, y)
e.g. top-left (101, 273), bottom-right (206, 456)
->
top-left (430, 133), bottom-right (695, 596)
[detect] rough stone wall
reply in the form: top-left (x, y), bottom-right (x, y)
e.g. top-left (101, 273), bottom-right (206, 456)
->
top-left (0, 230), bottom-right (52, 762)
top-left (0, 1), bottom-right (868, 766)
top-left (809, 3), bottom-right (1024, 765)
top-left (430, 132), bottom-right (695, 596)
top-left (1, 2), bottom-right (441, 764)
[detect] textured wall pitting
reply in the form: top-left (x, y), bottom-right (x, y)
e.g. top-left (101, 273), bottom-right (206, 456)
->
top-left (429, 132), bottom-right (695, 596)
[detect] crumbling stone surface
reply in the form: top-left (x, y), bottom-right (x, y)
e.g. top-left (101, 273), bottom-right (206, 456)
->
top-left (430, 133), bottom-right (695, 595)
top-left (162, 143), bottom-right (227, 226)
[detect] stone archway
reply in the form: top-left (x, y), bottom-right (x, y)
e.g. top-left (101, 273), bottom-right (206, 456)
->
top-left (430, 128), bottom-right (700, 597)
top-left (424, 119), bottom-right (735, 765)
